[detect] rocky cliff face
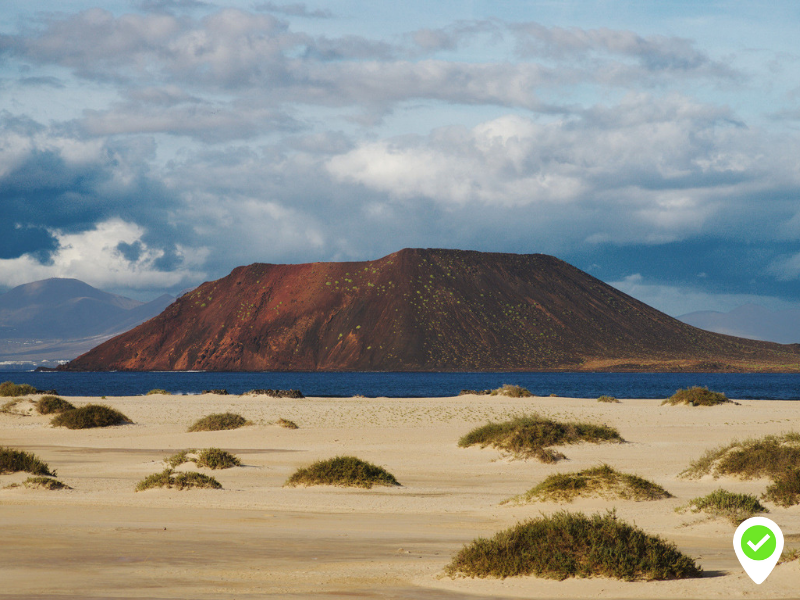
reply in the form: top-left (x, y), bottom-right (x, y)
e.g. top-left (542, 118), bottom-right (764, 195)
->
top-left (63, 249), bottom-right (800, 372)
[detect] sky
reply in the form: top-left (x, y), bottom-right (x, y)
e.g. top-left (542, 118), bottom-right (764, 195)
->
top-left (1, 1), bottom-right (800, 317)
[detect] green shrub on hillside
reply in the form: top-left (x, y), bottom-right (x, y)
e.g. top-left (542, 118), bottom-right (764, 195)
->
top-left (506, 465), bottom-right (671, 504)
top-left (677, 489), bottom-right (768, 525)
top-left (0, 447), bottom-right (54, 476)
top-left (458, 414), bottom-right (623, 462)
top-left (285, 456), bottom-right (400, 489)
top-left (36, 396), bottom-right (75, 415)
top-left (662, 386), bottom-right (730, 406)
top-left (188, 412), bottom-right (249, 432)
top-left (444, 511), bottom-right (701, 580)
top-left (51, 404), bottom-right (132, 429)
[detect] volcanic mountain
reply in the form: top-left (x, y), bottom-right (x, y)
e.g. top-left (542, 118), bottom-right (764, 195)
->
top-left (63, 249), bottom-right (800, 372)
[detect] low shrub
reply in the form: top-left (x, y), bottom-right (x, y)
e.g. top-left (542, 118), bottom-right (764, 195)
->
top-left (36, 396), bottom-right (75, 415)
top-left (146, 389), bottom-right (171, 395)
top-left (458, 414), bottom-right (623, 462)
top-left (276, 417), bottom-right (299, 429)
top-left (506, 465), bottom-right (671, 504)
top-left (201, 389), bottom-right (228, 395)
top-left (0, 381), bottom-right (38, 397)
top-left (779, 548), bottom-right (800, 564)
top-left (22, 476), bottom-right (70, 490)
top-left (165, 450), bottom-right (194, 468)
top-left (597, 395), bottom-right (619, 403)
top-left (444, 510), bottom-right (701, 580)
top-left (0, 447), bottom-right (54, 476)
top-left (681, 432), bottom-right (800, 480)
top-left (763, 467), bottom-right (800, 507)
top-left (677, 489), bottom-right (768, 525)
top-left (490, 384), bottom-right (533, 398)
top-left (662, 386), bottom-right (730, 406)
top-left (245, 389), bottom-right (304, 398)
top-left (285, 456), bottom-right (400, 489)
top-left (136, 469), bottom-right (222, 491)
top-left (51, 404), bottom-right (132, 429)
top-left (188, 412), bottom-right (249, 432)
top-left (195, 448), bottom-right (241, 469)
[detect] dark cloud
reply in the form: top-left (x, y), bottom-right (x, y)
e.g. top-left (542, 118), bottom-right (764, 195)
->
top-left (0, 222), bottom-right (58, 261)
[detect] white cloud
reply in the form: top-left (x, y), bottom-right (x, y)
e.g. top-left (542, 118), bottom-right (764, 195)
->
top-left (0, 219), bottom-right (207, 290)
top-left (609, 273), bottom-right (796, 316)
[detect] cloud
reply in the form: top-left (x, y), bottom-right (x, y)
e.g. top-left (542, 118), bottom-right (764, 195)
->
top-left (253, 2), bottom-right (333, 19)
top-left (0, 219), bottom-right (208, 291)
top-left (511, 22), bottom-right (739, 81)
top-left (609, 273), bottom-right (796, 316)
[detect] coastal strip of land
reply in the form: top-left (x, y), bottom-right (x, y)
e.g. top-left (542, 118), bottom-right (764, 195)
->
top-left (2, 392), bottom-right (799, 599)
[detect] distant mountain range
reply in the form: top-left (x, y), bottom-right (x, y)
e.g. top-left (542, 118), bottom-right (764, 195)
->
top-left (0, 278), bottom-right (174, 369)
top-left (679, 304), bottom-right (800, 345)
top-left (62, 249), bottom-right (800, 372)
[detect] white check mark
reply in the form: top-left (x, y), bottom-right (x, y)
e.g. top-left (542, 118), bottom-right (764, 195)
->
top-left (748, 534), bottom-right (771, 552)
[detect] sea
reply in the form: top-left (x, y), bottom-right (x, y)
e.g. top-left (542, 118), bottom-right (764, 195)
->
top-left (2, 371), bottom-right (800, 400)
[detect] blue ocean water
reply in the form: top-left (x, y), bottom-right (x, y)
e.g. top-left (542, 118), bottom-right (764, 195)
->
top-left (3, 371), bottom-right (800, 400)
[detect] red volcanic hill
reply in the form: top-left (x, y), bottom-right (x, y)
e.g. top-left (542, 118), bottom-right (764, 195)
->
top-left (62, 249), bottom-right (800, 372)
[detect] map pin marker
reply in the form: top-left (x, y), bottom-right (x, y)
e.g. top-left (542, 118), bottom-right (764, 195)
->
top-left (733, 516), bottom-right (784, 584)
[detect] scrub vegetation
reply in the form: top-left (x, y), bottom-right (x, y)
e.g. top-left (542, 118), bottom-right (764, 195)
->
top-left (458, 414), bottom-right (623, 462)
top-left (444, 511), bottom-right (702, 580)
top-left (285, 456), bottom-right (400, 489)
top-left (504, 465), bottom-right (671, 504)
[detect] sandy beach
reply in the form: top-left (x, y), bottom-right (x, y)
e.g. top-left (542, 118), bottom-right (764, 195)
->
top-left (2, 392), bottom-right (799, 599)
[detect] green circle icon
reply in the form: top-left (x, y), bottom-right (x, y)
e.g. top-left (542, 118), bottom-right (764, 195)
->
top-left (740, 524), bottom-right (777, 561)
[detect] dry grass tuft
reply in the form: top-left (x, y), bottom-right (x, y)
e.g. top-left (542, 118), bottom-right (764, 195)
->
top-left (276, 417), bottom-right (299, 429)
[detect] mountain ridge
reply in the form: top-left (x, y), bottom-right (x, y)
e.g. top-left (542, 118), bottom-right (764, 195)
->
top-left (62, 249), bottom-right (800, 372)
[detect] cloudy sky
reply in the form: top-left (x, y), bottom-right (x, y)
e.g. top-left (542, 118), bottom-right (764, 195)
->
top-left (1, 1), bottom-right (800, 316)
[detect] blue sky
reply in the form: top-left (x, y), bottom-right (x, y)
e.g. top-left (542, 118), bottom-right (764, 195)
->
top-left (1, 1), bottom-right (800, 317)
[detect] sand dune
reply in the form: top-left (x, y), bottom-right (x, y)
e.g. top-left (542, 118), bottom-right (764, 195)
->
top-left (2, 393), bottom-right (799, 598)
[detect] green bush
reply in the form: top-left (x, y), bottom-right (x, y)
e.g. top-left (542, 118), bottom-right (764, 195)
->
top-left (597, 395), bottom-right (619, 403)
top-left (36, 396), bottom-right (75, 415)
top-left (0, 447), bottom-right (54, 476)
top-left (0, 381), bottom-right (38, 397)
top-left (506, 465), bottom-right (671, 504)
top-left (51, 404), bottom-right (132, 429)
top-left (444, 510), bottom-right (701, 580)
top-left (489, 384), bottom-right (533, 398)
top-left (21, 476), bottom-right (70, 490)
top-left (188, 412), bottom-right (249, 432)
top-left (681, 433), bottom-right (800, 480)
top-left (146, 389), bottom-right (171, 395)
top-left (662, 386), bottom-right (730, 406)
top-left (285, 456), bottom-right (400, 489)
top-left (458, 414), bottom-right (623, 462)
top-left (136, 469), bottom-right (222, 491)
top-left (763, 467), bottom-right (800, 507)
top-left (195, 448), bottom-right (241, 470)
top-left (677, 489), bottom-right (768, 525)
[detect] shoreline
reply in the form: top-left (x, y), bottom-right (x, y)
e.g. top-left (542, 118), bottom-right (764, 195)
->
top-left (2, 394), bottom-right (799, 598)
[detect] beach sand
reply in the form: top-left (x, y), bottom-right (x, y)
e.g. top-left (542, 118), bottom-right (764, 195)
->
top-left (2, 393), bottom-right (799, 599)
